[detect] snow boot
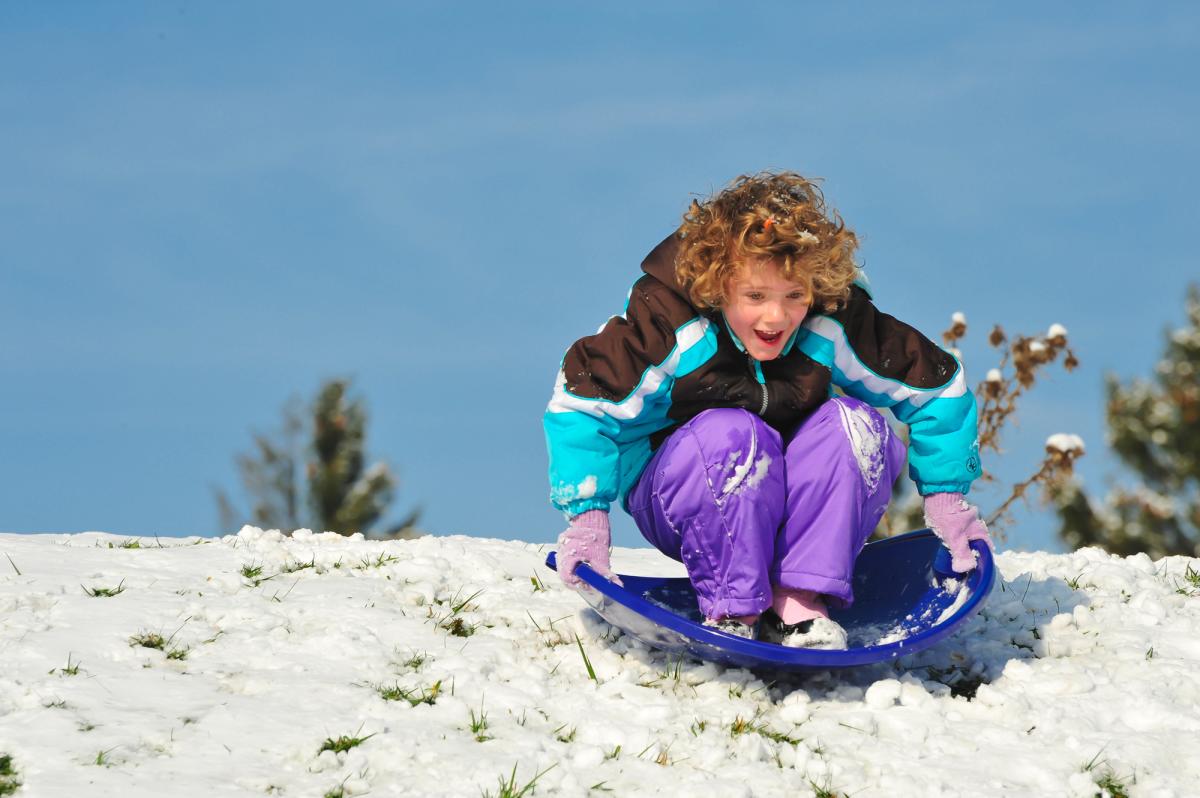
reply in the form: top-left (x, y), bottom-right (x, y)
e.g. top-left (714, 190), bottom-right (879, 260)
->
top-left (759, 609), bottom-right (848, 650)
top-left (702, 617), bottom-right (756, 639)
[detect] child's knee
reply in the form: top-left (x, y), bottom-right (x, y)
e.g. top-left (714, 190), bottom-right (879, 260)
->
top-left (831, 398), bottom-right (894, 496)
top-left (679, 408), bottom-right (782, 463)
top-left (699, 409), bottom-right (782, 485)
top-left (651, 408), bottom-right (783, 515)
top-left (790, 397), bottom-right (895, 496)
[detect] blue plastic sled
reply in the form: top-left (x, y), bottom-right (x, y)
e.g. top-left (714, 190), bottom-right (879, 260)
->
top-left (545, 529), bottom-right (994, 671)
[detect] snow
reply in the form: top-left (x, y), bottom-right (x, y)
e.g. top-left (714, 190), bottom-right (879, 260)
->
top-left (2, 528), bottom-right (1200, 797)
top-left (575, 476), bottom-right (598, 500)
top-left (835, 401), bottom-right (886, 496)
top-left (985, 368), bottom-right (1003, 384)
top-left (550, 476), bottom-right (598, 508)
top-left (1046, 433), bottom-right (1086, 455)
top-left (721, 432), bottom-right (760, 497)
top-left (743, 455), bottom-right (772, 492)
top-left (720, 439), bottom-right (773, 498)
top-left (951, 311), bottom-right (966, 326)
top-left (1047, 323), bottom-right (1068, 339)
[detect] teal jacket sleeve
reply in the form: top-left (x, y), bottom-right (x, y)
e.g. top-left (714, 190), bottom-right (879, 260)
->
top-left (544, 276), bottom-right (715, 518)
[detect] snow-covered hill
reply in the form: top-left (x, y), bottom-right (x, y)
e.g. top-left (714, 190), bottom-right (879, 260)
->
top-left (1, 528), bottom-right (1198, 797)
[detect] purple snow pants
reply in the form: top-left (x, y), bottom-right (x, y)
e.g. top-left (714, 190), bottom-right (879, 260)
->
top-left (626, 397), bottom-right (906, 620)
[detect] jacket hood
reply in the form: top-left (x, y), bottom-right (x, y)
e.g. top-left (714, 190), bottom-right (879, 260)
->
top-left (640, 232), bottom-right (697, 308)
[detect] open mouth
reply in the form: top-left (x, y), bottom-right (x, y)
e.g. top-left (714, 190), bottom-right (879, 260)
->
top-left (755, 330), bottom-right (784, 345)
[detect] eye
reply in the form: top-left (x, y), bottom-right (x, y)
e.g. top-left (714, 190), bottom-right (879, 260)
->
top-left (787, 291), bottom-right (808, 301)
top-left (746, 292), bottom-right (765, 301)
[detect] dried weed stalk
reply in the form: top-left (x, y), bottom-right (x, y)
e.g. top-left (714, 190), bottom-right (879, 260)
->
top-left (986, 435), bottom-right (1086, 532)
top-left (941, 315), bottom-right (1083, 536)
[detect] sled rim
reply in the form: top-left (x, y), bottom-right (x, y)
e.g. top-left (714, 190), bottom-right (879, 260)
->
top-left (545, 528), bottom-right (995, 669)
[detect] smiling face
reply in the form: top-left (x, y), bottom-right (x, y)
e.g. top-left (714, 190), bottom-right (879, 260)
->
top-left (722, 257), bottom-right (812, 361)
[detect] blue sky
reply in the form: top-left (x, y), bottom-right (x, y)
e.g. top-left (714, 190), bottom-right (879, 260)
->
top-left (2, 3), bottom-right (1197, 553)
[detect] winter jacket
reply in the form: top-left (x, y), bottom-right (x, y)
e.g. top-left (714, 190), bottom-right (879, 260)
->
top-left (544, 233), bottom-right (982, 519)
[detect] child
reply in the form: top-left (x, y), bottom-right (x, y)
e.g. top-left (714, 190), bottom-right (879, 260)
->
top-left (545, 172), bottom-right (989, 649)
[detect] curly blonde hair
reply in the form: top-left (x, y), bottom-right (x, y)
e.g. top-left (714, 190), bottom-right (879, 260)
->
top-left (675, 171), bottom-right (861, 313)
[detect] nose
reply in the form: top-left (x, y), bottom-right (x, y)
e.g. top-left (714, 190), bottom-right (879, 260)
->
top-left (762, 301), bottom-right (785, 324)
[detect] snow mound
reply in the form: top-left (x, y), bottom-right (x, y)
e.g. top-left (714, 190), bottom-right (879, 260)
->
top-left (1, 528), bottom-right (1199, 797)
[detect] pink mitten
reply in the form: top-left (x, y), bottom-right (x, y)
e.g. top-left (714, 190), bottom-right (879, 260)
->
top-left (555, 510), bottom-right (622, 589)
top-left (924, 492), bottom-right (992, 573)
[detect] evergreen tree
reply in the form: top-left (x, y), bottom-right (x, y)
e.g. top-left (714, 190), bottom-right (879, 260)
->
top-left (1053, 285), bottom-right (1200, 557)
top-left (215, 397), bottom-right (304, 533)
top-left (216, 379), bottom-right (420, 538)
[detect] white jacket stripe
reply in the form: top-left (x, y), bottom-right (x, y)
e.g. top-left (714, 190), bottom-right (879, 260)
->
top-left (804, 317), bottom-right (969, 408)
top-left (547, 317), bottom-right (711, 421)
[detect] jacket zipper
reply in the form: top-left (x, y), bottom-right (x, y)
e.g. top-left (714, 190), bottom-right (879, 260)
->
top-left (748, 356), bottom-right (769, 416)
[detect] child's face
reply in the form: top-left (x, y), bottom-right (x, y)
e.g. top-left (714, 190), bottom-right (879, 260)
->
top-left (723, 257), bottom-right (811, 361)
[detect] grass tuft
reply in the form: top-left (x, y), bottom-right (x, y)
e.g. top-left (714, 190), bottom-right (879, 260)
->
top-left (129, 621), bottom-right (190, 660)
top-left (357, 552), bottom-right (400, 570)
top-left (82, 579), bottom-right (127, 597)
top-left (319, 731), bottom-right (376, 755)
top-left (640, 655), bottom-right (686, 689)
top-left (442, 617), bottom-right (477, 637)
top-left (52, 652), bottom-right (82, 676)
top-left (1094, 772), bottom-right (1131, 798)
top-left (1065, 572), bottom-right (1095, 591)
top-left (280, 557), bottom-right (317, 574)
top-left (729, 713), bottom-right (802, 745)
top-left (1081, 747), bottom-right (1131, 798)
top-left (469, 701), bottom-right (492, 742)
top-left (809, 777), bottom-right (849, 798)
top-left (130, 631), bottom-right (166, 650)
top-left (378, 680), bottom-right (441, 707)
top-left (573, 633), bottom-right (597, 681)
top-left (431, 587), bottom-right (483, 636)
top-left (433, 587), bottom-right (483, 614)
top-left (0, 753), bottom-right (20, 797)
top-left (481, 763), bottom-right (556, 798)
top-left (527, 612), bottom-right (573, 647)
top-left (1176, 563), bottom-right (1200, 596)
top-left (239, 562), bottom-right (277, 587)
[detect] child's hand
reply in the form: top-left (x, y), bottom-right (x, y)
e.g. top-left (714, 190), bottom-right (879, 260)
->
top-left (923, 493), bottom-right (992, 573)
top-left (556, 510), bottom-right (622, 590)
